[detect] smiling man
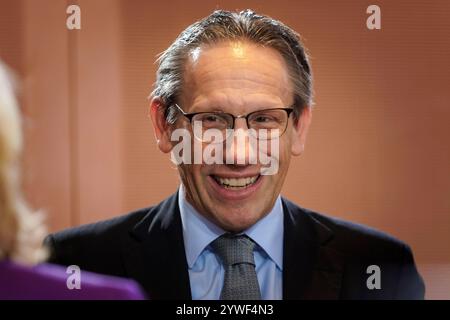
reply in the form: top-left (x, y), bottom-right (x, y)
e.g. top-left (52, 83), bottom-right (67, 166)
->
top-left (46, 10), bottom-right (425, 300)
top-left (158, 40), bottom-right (301, 234)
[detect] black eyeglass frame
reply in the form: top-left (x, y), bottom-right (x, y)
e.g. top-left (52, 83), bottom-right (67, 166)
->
top-left (173, 103), bottom-right (295, 137)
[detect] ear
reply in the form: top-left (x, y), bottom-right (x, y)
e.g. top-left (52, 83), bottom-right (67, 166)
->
top-left (149, 97), bottom-right (174, 153)
top-left (290, 106), bottom-right (312, 156)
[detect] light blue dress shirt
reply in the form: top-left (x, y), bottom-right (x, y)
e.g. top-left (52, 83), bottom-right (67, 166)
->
top-left (178, 184), bottom-right (284, 300)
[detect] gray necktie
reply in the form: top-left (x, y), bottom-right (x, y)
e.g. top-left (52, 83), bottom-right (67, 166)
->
top-left (211, 234), bottom-right (261, 300)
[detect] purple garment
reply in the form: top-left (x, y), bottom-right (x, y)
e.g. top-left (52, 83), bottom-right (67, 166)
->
top-left (0, 260), bottom-right (146, 300)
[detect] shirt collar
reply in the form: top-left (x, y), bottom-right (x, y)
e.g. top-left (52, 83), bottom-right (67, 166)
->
top-left (244, 196), bottom-right (284, 270)
top-left (178, 184), bottom-right (284, 270)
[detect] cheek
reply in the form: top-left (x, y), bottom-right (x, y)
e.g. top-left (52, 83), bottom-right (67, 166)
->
top-left (178, 165), bottom-right (208, 200)
top-left (191, 164), bottom-right (208, 184)
top-left (283, 140), bottom-right (293, 160)
top-left (278, 147), bottom-right (291, 175)
top-left (179, 164), bottom-right (199, 182)
top-left (274, 135), bottom-right (292, 164)
top-left (258, 138), bottom-right (291, 177)
top-left (276, 138), bottom-right (293, 177)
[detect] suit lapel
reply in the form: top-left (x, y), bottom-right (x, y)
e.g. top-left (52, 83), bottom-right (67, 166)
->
top-left (122, 192), bottom-right (192, 299)
top-left (120, 193), bottom-right (344, 299)
top-left (282, 198), bottom-right (344, 299)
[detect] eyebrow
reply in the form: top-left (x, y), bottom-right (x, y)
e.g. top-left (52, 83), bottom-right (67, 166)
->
top-left (189, 102), bottom-right (284, 114)
top-left (187, 104), bottom-right (224, 113)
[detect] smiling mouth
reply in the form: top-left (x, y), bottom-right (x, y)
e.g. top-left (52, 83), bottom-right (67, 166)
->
top-left (211, 175), bottom-right (261, 190)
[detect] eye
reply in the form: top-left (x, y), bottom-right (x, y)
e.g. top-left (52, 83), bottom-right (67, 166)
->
top-left (203, 114), bottom-right (221, 122)
top-left (194, 113), bottom-right (229, 129)
top-left (249, 110), bottom-right (285, 129)
top-left (253, 115), bottom-right (274, 123)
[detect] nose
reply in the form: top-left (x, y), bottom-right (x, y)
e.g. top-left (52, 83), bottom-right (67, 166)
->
top-left (233, 116), bottom-right (249, 131)
top-left (224, 118), bottom-right (257, 165)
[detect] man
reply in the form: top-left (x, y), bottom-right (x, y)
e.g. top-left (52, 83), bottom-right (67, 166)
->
top-left (46, 10), bottom-right (425, 299)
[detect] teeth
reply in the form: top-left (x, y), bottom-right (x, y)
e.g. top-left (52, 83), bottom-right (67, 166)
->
top-left (215, 175), bottom-right (259, 189)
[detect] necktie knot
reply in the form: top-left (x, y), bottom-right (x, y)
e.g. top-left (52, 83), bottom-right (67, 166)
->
top-left (211, 234), bottom-right (257, 266)
top-left (211, 234), bottom-right (261, 300)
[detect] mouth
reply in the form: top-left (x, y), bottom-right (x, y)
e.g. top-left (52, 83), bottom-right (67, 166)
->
top-left (207, 172), bottom-right (264, 201)
top-left (211, 175), bottom-right (261, 190)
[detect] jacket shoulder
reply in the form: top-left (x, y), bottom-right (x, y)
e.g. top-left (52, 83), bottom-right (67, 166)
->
top-left (283, 199), bottom-right (425, 299)
top-left (283, 198), bottom-right (411, 260)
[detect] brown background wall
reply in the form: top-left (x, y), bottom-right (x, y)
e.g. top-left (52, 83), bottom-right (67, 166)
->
top-left (1, 0), bottom-right (449, 299)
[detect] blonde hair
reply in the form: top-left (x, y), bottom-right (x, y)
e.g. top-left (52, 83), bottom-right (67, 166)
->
top-left (0, 61), bottom-right (47, 265)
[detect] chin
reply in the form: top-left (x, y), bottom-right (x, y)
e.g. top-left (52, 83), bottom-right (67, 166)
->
top-left (214, 210), bottom-right (261, 233)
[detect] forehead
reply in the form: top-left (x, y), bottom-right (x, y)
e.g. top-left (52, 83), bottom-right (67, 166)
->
top-left (180, 41), bottom-right (293, 112)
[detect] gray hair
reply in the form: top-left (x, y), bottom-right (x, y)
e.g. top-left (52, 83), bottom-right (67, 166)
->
top-left (151, 9), bottom-right (313, 124)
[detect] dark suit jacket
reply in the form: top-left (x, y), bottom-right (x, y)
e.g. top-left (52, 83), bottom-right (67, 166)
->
top-left (45, 192), bottom-right (425, 299)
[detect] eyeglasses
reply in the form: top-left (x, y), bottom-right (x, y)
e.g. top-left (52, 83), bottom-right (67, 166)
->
top-left (173, 104), bottom-right (294, 142)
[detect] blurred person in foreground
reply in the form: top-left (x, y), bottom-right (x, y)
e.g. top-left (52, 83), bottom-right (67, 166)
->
top-left (0, 60), bottom-right (145, 300)
top-left (46, 10), bottom-right (425, 299)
